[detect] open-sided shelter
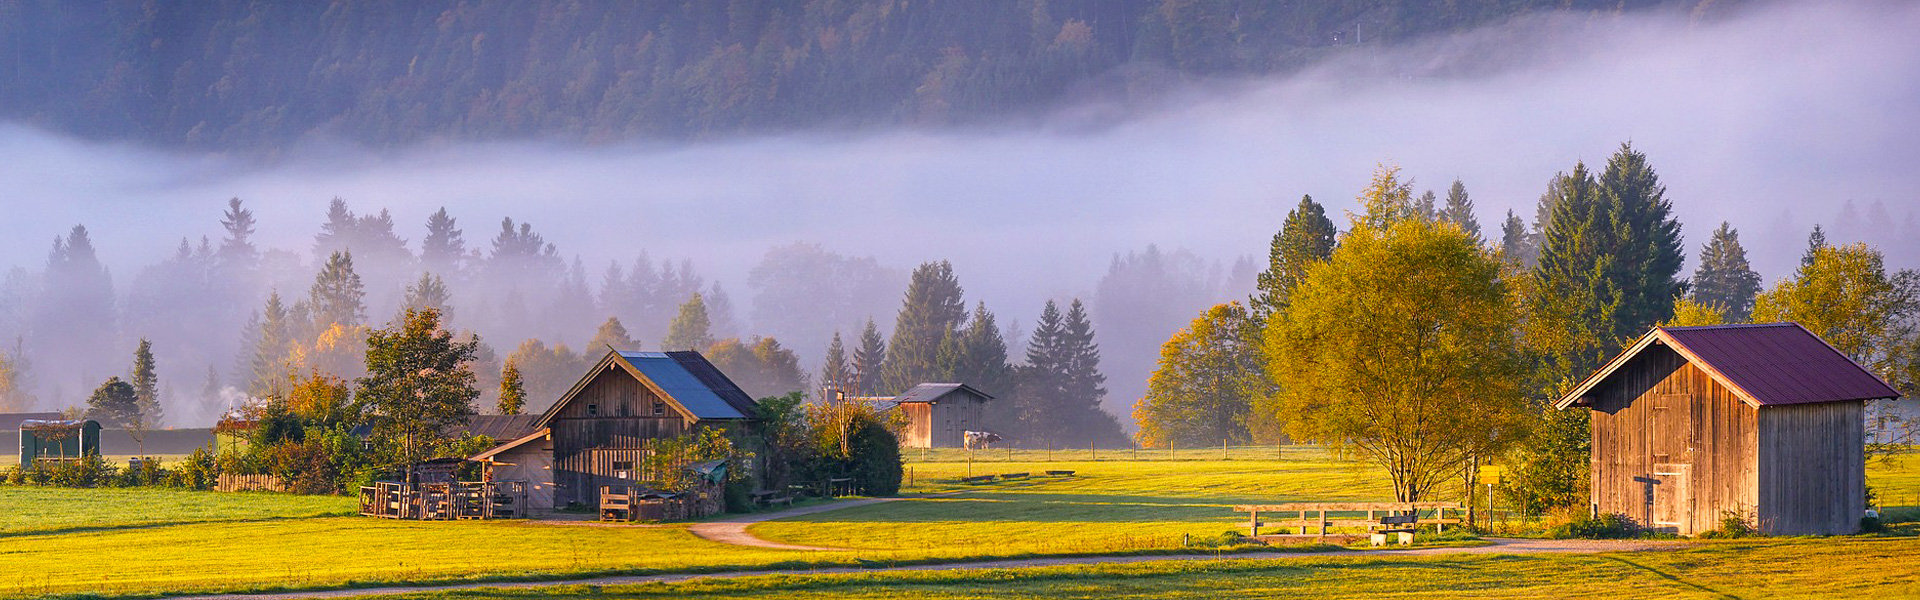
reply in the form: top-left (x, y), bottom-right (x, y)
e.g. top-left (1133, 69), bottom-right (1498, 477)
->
top-left (18, 419), bottom-right (102, 464)
top-left (892, 383), bottom-right (993, 448)
top-left (471, 350), bottom-right (759, 509)
top-left (1555, 323), bottom-right (1897, 535)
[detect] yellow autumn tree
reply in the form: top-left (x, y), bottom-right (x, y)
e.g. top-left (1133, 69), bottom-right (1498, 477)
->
top-left (1133, 302), bottom-right (1265, 448)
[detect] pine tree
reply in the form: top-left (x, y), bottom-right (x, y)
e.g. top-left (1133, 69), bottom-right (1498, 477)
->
top-left (820, 331), bottom-right (853, 394)
top-left (1251, 195), bottom-right (1337, 322)
top-left (1499, 209), bottom-right (1536, 266)
top-left (588, 316), bottom-right (637, 351)
top-left (216, 197), bottom-right (259, 270)
top-left (131, 338), bottom-right (161, 427)
top-left (1800, 225), bottom-right (1828, 276)
top-left (662, 293), bottom-right (714, 350)
top-left (853, 319), bottom-right (886, 395)
top-left (402, 272), bottom-right (453, 323)
top-left (1527, 162), bottom-right (1626, 382)
top-left (1413, 189), bottom-right (1438, 222)
top-left (1438, 179), bottom-right (1481, 240)
top-left (86, 376), bottom-right (141, 427)
top-left (498, 360), bottom-right (527, 415)
top-left (310, 251), bottom-right (366, 327)
top-left (1690, 222), bottom-right (1763, 322)
top-left (202, 365), bottom-right (221, 415)
top-left (706, 282), bottom-right (740, 339)
top-left (955, 302), bottom-right (1014, 398)
top-left (248, 292), bottom-right (293, 398)
top-left (882, 261), bottom-right (967, 394)
top-left (1598, 142), bottom-right (1687, 331)
top-left (1015, 299), bottom-right (1126, 447)
top-left (421, 207), bottom-right (466, 275)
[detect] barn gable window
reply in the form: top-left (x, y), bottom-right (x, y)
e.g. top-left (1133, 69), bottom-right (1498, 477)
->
top-left (586, 403), bottom-right (599, 417)
top-left (653, 401), bottom-right (666, 416)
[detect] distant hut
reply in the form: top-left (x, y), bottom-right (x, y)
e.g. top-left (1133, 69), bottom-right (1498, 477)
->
top-left (18, 419), bottom-right (103, 465)
top-left (891, 383), bottom-right (993, 449)
top-left (470, 350), bottom-right (760, 510)
top-left (1555, 323), bottom-right (1898, 535)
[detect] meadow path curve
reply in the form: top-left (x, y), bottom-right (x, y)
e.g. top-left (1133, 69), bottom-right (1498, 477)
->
top-left (160, 537), bottom-right (1695, 600)
top-left (685, 497), bottom-right (906, 550)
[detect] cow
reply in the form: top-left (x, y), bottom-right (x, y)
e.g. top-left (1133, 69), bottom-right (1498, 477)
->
top-left (963, 430), bottom-right (1002, 450)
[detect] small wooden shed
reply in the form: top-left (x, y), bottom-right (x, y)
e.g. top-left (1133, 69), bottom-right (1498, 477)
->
top-left (1555, 323), bottom-right (1898, 535)
top-left (18, 419), bottom-right (102, 465)
top-left (892, 383), bottom-right (993, 448)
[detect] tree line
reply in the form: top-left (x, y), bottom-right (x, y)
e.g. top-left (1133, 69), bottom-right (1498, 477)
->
top-left (1134, 143), bottom-right (1920, 515)
top-left (0, 0), bottom-right (1734, 149)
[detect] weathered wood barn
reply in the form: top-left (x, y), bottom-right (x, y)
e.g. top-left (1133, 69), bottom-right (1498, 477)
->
top-left (892, 383), bottom-right (993, 448)
top-left (1555, 323), bottom-right (1898, 535)
top-left (471, 350), bottom-right (759, 509)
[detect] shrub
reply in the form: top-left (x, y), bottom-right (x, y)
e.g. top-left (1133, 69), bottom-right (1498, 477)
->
top-left (1699, 510), bottom-right (1759, 539)
top-left (724, 481), bottom-right (754, 513)
top-left (173, 446), bottom-right (219, 490)
top-left (1861, 514), bottom-right (1885, 533)
top-left (1549, 512), bottom-right (1639, 539)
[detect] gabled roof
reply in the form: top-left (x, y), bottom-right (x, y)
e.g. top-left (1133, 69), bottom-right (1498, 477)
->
top-left (893, 383), bottom-right (994, 404)
top-left (1556, 323), bottom-right (1901, 410)
top-left (533, 349), bottom-right (757, 428)
top-left (470, 427), bottom-right (550, 461)
top-left (448, 414), bottom-right (542, 441)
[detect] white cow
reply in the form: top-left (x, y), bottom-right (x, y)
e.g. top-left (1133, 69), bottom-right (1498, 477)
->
top-left (963, 430), bottom-right (1002, 450)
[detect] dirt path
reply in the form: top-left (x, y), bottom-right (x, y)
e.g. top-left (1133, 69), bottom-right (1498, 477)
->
top-left (686, 497), bottom-right (904, 550)
top-left (161, 538), bottom-right (1693, 600)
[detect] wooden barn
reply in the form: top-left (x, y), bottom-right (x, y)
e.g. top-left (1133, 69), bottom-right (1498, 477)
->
top-left (470, 350), bottom-right (759, 510)
top-left (1555, 323), bottom-right (1898, 536)
top-left (893, 383), bottom-right (993, 448)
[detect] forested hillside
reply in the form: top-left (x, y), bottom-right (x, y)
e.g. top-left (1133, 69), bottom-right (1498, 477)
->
top-left (0, 0), bottom-right (1719, 148)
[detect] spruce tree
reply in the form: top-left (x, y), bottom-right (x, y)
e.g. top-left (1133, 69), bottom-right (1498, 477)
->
top-left (497, 361), bottom-right (527, 415)
top-left (1499, 209), bottom-right (1536, 266)
top-left (216, 197), bottom-right (259, 271)
top-left (955, 302), bottom-right (1013, 399)
top-left (1598, 142), bottom-right (1686, 331)
top-left (86, 376), bottom-right (141, 427)
top-left (1528, 163), bottom-right (1627, 381)
top-left (1413, 189), bottom-right (1438, 222)
top-left (1016, 299), bottom-right (1125, 446)
top-left (588, 316), bottom-right (637, 351)
top-left (1438, 179), bottom-right (1481, 240)
top-left (662, 293), bottom-right (714, 351)
top-left (421, 207), bottom-right (466, 275)
top-left (820, 331), bottom-right (853, 394)
top-left (402, 272), bottom-right (453, 323)
top-left (309, 251), bottom-right (366, 327)
top-left (131, 338), bottom-right (161, 427)
top-left (1251, 195), bottom-right (1336, 322)
top-left (853, 319), bottom-right (886, 395)
top-left (882, 261), bottom-right (967, 394)
top-left (1800, 225), bottom-right (1828, 276)
top-left (248, 292), bottom-right (292, 398)
top-left (1690, 222), bottom-right (1763, 322)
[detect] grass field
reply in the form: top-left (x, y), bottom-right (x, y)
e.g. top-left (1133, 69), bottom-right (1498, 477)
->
top-left (340, 537), bottom-right (1920, 599)
top-left (0, 447), bottom-right (1914, 598)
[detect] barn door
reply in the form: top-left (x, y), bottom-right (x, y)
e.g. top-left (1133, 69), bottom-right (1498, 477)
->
top-left (1651, 463), bottom-right (1692, 533)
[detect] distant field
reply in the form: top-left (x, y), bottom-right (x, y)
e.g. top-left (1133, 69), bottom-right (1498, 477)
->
top-left (346, 537), bottom-right (1920, 600)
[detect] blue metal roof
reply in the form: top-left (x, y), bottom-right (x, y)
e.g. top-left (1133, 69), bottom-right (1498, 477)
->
top-left (616, 351), bottom-right (754, 420)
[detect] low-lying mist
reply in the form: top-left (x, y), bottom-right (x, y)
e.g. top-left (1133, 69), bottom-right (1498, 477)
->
top-left (0, 0), bottom-right (1914, 426)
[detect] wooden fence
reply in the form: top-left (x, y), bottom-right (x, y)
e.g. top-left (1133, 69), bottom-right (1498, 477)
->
top-left (358, 481), bottom-right (528, 520)
top-left (216, 473), bottom-right (288, 492)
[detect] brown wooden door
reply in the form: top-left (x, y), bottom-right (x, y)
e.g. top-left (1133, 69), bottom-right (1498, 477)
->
top-left (1649, 393), bottom-right (1693, 464)
top-left (1651, 463), bottom-right (1692, 533)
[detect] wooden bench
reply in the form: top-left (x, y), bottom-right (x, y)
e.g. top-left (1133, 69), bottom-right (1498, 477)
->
top-left (1232, 502), bottom-right (1462, 537)
top-left (1372, 513), bottom-right (1418, 546)
top-left (959, 475), bottom-right (997, 484)
top-left (751, 490), bottom-right (794, 508)
top-left (1000, 472), bottom-right (1029, 480)
top-left (1045, 470), bottom-right (1075, 476)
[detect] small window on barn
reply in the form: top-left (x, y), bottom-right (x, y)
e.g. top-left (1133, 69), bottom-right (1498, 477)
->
top-left (653, 401), bottom-right (666, 416)
top-left (612, 460), bottom-right (634, 479)
top-left (586, 403), bottom-right (599, 417)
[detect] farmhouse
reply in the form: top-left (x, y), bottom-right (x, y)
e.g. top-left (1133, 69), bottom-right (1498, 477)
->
top-left (471, 349), bottom-right (760, 510)
top-left (1555, 323), bottom-right (1898, 535)
top-left (892, 383), bottom-right (993, 448)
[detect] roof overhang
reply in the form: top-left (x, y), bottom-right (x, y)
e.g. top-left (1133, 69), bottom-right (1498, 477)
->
top-left (1554, 328), bottom-right (1766, 410)
top-left (471, 427), bottom-right (550, 462)
top-left (532, 351), bottom-right (701, 429)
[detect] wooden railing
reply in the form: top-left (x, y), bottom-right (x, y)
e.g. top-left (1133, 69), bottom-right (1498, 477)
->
top-left (216, 474), bottom-right (288, 493)
top-left (358, 481), bottom-right (528, 520)
top-left (1233, 502), bottom-right (1463, 536)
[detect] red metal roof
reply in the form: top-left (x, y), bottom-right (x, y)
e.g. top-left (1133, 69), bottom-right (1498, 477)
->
top-left (1557, 323), bottom-right (1901, 409)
